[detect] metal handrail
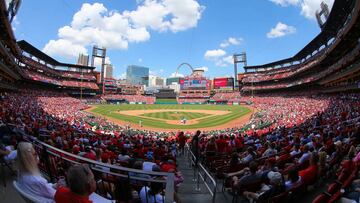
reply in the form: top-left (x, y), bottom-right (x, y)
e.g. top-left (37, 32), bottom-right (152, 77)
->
top-left (198, 163), bottom-right (217, 202)
top-left (185, 143), bottom-right (217, 202)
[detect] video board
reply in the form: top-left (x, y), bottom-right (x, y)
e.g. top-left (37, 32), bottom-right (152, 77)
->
top-left (180, 78), bottom-right (210, 90)
top-left (213, 78), bottom-right (234, 89)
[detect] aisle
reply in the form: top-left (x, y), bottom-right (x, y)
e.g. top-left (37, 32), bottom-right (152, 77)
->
top-left (176, 153), bottom-right (233, 203)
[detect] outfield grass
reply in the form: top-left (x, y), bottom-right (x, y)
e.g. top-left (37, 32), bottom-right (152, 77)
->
top-left (90, 104), bottom-right (251, 129)
top-left (155, 98), bottom-right (178, 103)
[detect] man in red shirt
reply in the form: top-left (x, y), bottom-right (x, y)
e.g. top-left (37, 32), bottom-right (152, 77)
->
top-left (177, 131), bottom-right (187, 155)
top-left (83, 147), bottom-right (96, 161)
top-left (299, 153), bottom-right (319, 185)
top-left (216, 135), bottom-right (227, 153)
top-left (55, 165), bottom-right (96, 203)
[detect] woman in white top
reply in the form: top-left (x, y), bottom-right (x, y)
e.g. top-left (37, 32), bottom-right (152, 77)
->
top-left (17, 142), bottom-right (56, 203)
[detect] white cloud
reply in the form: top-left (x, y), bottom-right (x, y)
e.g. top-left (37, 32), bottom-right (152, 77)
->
top-left (269, 0), bottom-right (334, 20)
top-left (197, 66), bottom-right (208, 72)
top-left (269, 0), bottom-right (299, 7)
top-left (118, 72), bottom-right (126, 79)
top-left (43, 1), bottom-right (204, 59)
top-left (205, 37), bottom-right (243, 67)
top-left (138, 58), bottom-right (143, 62)
top-left (170, 72), bottom-right (184, 77)
top-left (220, 37), bottom-right (243, 48)
top-left (214, 55), bottom-right (234, 67)
top-left (11, 16), bottom-right (20, 31)
top-left (204, 49), bottom-right (226, 60)
top-left (150, 68), bottom-right (165, 76)
top-left (267, 22), bottom-right (296, 38)
top-left (204, 48), bottom-right (234, 67)
top-left (222, 55), bottom-right (234, 64)
top-left (124, 0), bottom-right (204, 32)
top-left (43, 39), bottom-right (88, 59)
top-left (300, 0), bottom-right (334, 20)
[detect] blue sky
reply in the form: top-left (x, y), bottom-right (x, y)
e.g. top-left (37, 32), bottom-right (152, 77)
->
top-left (11, 0), bottom-right (334, 79)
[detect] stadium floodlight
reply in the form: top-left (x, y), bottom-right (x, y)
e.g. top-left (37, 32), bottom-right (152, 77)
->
top-left (91, 46), bottom-right (107, 94)
top-left (7, 0), bottom-right (21, 23)
top-left (233, 52), bottom-right (247, 89)
top-left (316, 2), bottom-right (330, 30)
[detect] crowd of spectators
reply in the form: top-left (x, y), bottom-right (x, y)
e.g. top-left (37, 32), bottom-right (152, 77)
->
top-left (22, 56), bottom-right (96, 81)
top-left (0, 89), bottom-right (182, 202)
top-left (189, 94), bottom-right (360, 202)
top-left (2, 88), bottom-right (360, 202)
top-left (211, 92), bottom-right (241, 102)
top-left (23, 69), bottom-right (99, 90)
top-left (20, 55), bottom-right (99, 91)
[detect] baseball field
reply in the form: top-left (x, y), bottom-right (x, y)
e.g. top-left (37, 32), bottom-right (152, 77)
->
top-left (88, 104), bottom-right (252, 131)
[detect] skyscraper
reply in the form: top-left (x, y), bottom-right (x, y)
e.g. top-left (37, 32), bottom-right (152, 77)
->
top-left (126, 65), bottom-right (149, 86)
top-left (77, 54), bottom-right (89, 66)
top-left (104, 64), bottom-right (113, 78)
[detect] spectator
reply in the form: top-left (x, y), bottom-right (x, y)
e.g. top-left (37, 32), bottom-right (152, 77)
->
top-left (233, 161), bottom-right (262, 189)
top-left (241, 147), bottom-right (256, 164)
top-left (298, 145), bottom-right (311, 165)
top-left (176, 131), bottom-right (187, 155)
top-left (299, 152), bottom-right (319, 185)
top-left (139, 182), bottom-right (165, 203)
top-left (118, 149), bottom-right (130, 163)
top-left (0, 138), bottom-right (17, 162)
top-left (17, 142), bottom-right (56, 203)
top-left (191, 130), bottom-right (201, 165)
top-left (262, 142), bottom-right (277, 157)
top-left (55, 164), bottom-right (112, 203)
top-left (285, 168), bottom-right (302, 190)
top-left (243, 171), bottom-right (285, 202)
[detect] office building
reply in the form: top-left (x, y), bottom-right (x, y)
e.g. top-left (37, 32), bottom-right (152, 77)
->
top-left (126, 65), bottom-right (149, 86)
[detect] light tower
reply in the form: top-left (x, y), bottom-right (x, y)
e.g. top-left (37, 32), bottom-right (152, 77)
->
top-left (233, 52), bottom-right (247, 89)
top-left (316, 2), bottom-right (330, 30)
top-left (91, 46), bottom-right (107, 94)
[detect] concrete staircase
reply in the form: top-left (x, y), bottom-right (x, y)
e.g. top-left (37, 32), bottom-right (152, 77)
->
top-left (176, 153), bottom-right (234, 203)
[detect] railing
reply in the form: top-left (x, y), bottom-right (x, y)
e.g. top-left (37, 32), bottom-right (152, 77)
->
top-left (185, 143), bottom-right (217, 203)
top-left (7, 125), bottom-right (175, 203)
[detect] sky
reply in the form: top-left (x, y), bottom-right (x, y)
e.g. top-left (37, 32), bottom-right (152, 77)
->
top-left (10, 0), bottom-right (334, 79)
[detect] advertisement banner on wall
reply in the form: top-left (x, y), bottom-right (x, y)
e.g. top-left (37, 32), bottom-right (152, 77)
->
top-left (214, 78), bottom-right (234, 89)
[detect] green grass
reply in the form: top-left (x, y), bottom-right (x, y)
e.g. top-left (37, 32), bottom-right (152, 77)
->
top-left (140, 111), bottom-right (210, 120)
top-left (156, 98), bottom-right (177, 102)
top-left (89, 104), bottom-right (251, 129)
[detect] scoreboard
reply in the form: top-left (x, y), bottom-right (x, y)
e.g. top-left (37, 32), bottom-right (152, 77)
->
top-left (180, 78), bottom-right (210, 90)
top-left (213, 78), bottom-right (234, 89)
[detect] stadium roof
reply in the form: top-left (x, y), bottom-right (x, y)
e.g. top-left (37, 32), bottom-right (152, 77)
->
top-left (0, 0), bottom-right (21, 56)
top-left (17, 40), bottom-right (95, 70)
top-left (244, 0), bottom-right (355, 71)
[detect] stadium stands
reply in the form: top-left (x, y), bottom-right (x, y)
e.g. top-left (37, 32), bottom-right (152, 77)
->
top-left (241, 0), bottom-right (360, 93)
top-left (211, 92), bottom-right (241, 103)
top-left (1, 0), bottom-right (360, 202)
